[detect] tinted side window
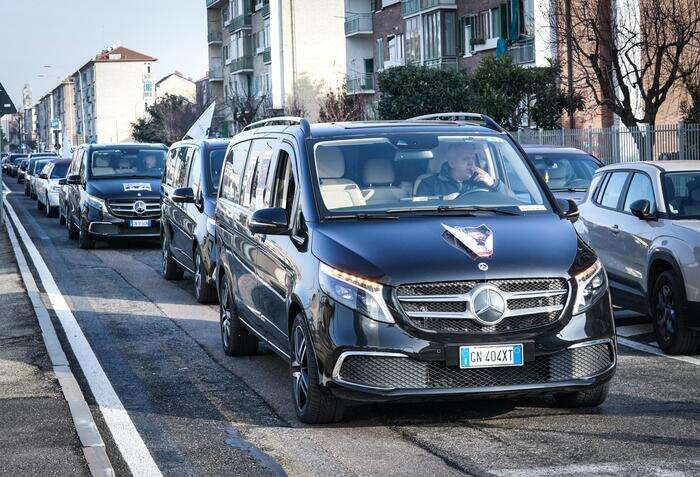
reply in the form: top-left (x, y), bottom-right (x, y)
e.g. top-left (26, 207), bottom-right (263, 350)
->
top-left (271, 150), bottom-right (296, 220)
top-left (175, 147), bottom-right (192, 187)
top-left (165, 148), bottom-right (179, 186)
top-left (220, 141), bottom-right (251, 202)
top-left (623, 173), bottom-right (655, 213)
top-left (599, 172), bottom-right (629, 209)
top-left (188, 148), bottom-right (202, 197)
top-left (246, 139), bottom-right (274, 212)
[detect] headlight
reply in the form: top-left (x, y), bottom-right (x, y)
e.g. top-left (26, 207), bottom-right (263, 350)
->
top-left (572, 259), bottom-right (608, 314)
top-left (84, 193), bottom-right (108, 213)
top-left (319, 263), bottom-right (394, 323)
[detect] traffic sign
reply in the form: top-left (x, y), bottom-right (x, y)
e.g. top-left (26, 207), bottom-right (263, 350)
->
top-left (0, 81), bottom-right (17, 115)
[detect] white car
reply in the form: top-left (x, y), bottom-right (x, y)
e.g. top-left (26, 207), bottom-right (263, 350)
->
top-left (36, 159), bottom-right (70, 218)
top-left (576, 160), bottom-right (700, 354)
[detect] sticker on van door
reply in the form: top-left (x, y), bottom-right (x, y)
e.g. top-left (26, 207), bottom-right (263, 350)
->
top-left (123, 183), bottom-right (152, 192)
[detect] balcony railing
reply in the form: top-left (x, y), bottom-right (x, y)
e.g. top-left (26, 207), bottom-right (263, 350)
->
top-left (208, 67), bottom-right (224, 81)
top-left (345, 13), bottom-right (373, 36)
top-left (229, 13), bottom-right (252, 32)
top-left (509, 39), bottom-right (535, 65)
top-left (263, 47), bottom-right (271, 63)
top-left (423, 56), bottom-right (458, 71)
top-left (206, 0), bottom-right (227, 8)
top-left (347, 73), bottom-right (375, 94)
top-left (208, 30), bottom-right (223, 44)
top-left (402, 0), bottom-right (456, 16)
top-left (261, 3), bottom-right (270, 17)
top-left (230, 56), bottom-right (254, 74)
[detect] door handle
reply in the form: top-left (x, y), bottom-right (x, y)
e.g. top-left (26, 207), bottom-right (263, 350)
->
top-left (610, 225), bottom-right (620, 234)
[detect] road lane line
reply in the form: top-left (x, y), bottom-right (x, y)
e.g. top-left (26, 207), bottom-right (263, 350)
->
top-left (3, 196), bottom-right (163, 476)
top-left (617, 337), bottom-right (700, 366)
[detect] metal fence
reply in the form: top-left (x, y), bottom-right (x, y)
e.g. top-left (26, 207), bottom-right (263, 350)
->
top-left (515, 123), bottom-right (700, 164)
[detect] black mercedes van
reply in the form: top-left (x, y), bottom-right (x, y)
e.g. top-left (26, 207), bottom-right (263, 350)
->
top-left (161, 139), bottom-right (228, 303)
top-left (214, 115), bottom-right (616, 424)
top-left (63, 143), bottom-right (167, 249)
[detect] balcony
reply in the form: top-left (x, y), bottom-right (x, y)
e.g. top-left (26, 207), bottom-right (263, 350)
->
top-left (345, 13), bottom-right (373, 37)
top-left (209, 66), bottom-right (224, 82)
top-left (261, 3), bottom-right (270, 17)
top-left (402, 0), bottom-right (456, 17)
top-left (347, 73), bottom-right (375, 95)
top-left (230, 56), bottom-right (254, 74)
top-left (263, 47), bottom-right (271, 64)
top-left (208, 30), bottom-right (223, 44)
top-left (255, 0), bottom-right (270, 17)
top-left (229, 13), bottom-right (252, 32)
top-left (508, 39), bottom-right (535, 65)
top-left (423, 56), bottom-right (458, 71)
top-left (206, 0), bottom-right (227, 8)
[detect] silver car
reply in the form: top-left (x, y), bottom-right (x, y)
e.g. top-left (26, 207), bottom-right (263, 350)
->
top-left (576, 160), bottom-right (700, 354)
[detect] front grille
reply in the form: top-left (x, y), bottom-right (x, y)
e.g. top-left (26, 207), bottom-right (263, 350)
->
top-left (337, 343), bottom-right (614, 390)
top-left (107, 198), bottom-right (161, 219)
top-left (395, 278), bottom-right (569, 334)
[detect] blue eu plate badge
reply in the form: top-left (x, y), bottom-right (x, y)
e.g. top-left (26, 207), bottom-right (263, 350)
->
top-left (459, 344), bottom-right (524, 369)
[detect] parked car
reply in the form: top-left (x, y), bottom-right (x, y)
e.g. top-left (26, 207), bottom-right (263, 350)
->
top-left (161, 139), bottom-right (228, 303)
top-left (17, 159), bottom-right (29, 183)
top-left (523, 145), bottom-right (604, 203)
top-left (36, 159), bottom-right (70, 217)
top-left (576, 160), bottom-right (700, 354)
top-left (214, 115), bottom-right (616, 424)
top-left (26, 155), bottom-right (56, 198)
top-left (6, 154), bottom-right (28, 177)
top-left (62, 143), bottom-right (167, 249)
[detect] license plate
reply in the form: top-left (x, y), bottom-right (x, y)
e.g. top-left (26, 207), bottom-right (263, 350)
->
top-left (129, 220), bottom-right (151, 228)
top-left (459, 344), bottom-right (523, 369)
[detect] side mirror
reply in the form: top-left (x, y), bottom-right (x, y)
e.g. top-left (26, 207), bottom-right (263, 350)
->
top-left (58, 178), bottom-right (67, 186)
top-left (249, 207), bottom-right (290, 235)
top-left (630, 199), bottom-right (655, 220)
top-left (38, 173), bottom-right (48, 179)
top-left (171, 187), bottom-right (195, 203)
top-left (557, 198), bottom-right (579, 222)
top-left (66, 174), bottom-right (82, 185)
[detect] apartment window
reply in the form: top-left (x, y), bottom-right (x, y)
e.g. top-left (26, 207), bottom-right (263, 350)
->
top-left (444, 12), bottom-right (456, 56)
top-left (375, 38), bottom-right (384, 70)
top-left (476, 11), bottom-right (490, 42)
top-left (387, 34), bottom-right (404, 63)
top-left (222, 5), bottom-right (230, 23)
top-left (144, 82), bottom-right (153, 93)
top-left (405, 17), bottom-right (421, 64)
top-left (490, 7), bottom-right (501, 39)
top-left (422, 12), bottom-right (440, 61)
top-left (223, 44), bottom-right (230, 62)
top-left (231, 0), bottom-right (244, 18)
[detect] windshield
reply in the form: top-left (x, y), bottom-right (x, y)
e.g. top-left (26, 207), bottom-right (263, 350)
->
top-left (51, 163), bottom-right (69, 178)
top-left (34, 160), bottom-right (51, 174)
top-left (529, 152), bottom-right (601, 190)
top-left (88, 148), bottom-right (165, 179)
top-left (208, 148), bottom-right (226, 194)
top-left (663, 172), bottom-right (700, 219)
top-left (311, 133), bottom-right (549, 216)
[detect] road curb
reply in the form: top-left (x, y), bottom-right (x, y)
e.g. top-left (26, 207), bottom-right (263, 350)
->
top-left (4, 213), bottom-right (115, 477)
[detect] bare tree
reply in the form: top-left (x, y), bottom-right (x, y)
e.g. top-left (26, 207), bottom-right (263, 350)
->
top-left (225, 79), bottom-right (273, 132)
top-left (318, 84), bottom-right (369, 122)
top-left (554, 0), bottom-right (700, 130)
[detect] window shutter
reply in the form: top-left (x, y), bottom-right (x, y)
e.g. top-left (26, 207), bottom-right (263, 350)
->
top-left (500, 3), bottom-right (510, 41)
top-left (458, 17), bottom-right (465, 56)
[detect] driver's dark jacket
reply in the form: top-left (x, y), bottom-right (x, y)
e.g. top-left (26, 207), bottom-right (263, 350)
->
top-left (416, 162), bottom-right (505, 197)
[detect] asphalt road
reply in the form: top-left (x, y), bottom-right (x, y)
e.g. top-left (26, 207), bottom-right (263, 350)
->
top-left (4, 178), bottom-right (699, 477)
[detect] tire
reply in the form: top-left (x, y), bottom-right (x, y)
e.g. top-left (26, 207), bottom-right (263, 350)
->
top-left (652, 271), bottom-right (700, 355)
top-left (78, 223), bottom-right (95, 249)
top-left (46, 195), bottom-right (56, 218)
top-left (553, 382), bottom-right (610, 408)
top-left (290, 314), bottom-right (345, 424)
top-left (24, 185), bottom-right (29, 196)
top-left (37, 197), bottom-right (45, 211)
top-left (219, 276), bottom-right (258, 356)
top-left (59, 203), bottom-right (66, 225)
top-left (67, 211), bottom-right (79, 240)
top-left (161, 233), bottom-right (184, 280)
top-left (194, 247), bottom-right (217, 304)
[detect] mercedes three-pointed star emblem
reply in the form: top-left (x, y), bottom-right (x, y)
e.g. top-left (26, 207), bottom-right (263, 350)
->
top-left (471, 285), bottom-right (507, 325)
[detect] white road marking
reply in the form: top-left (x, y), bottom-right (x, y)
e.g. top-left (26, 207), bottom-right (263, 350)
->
top-left (3, 196), bottom-right (163, 476)
top-left (493, 459), bottom-right (700, 476)
top-left (617, 337), bottom-right (700, 366)
top-left (616, 323), bottom-right (653, 337)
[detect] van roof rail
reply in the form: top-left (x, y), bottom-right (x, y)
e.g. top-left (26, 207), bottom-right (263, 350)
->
top-left (408, 112), bottom-right (504, 132)
top-left (242, 116), bottom-right (311, 137)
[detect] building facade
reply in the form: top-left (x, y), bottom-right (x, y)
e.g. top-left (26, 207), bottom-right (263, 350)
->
top-left (206, 0), bottom-right (347, 132)
top-left (156, 71), bottom-right (197, 102)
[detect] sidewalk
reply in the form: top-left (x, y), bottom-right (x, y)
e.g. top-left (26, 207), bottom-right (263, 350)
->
top-left (0, 224), bottom-right (90, 476)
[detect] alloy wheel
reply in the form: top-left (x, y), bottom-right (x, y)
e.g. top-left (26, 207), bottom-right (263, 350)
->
top-left (161, 238), bottom-right (169, 275)
top-left (194, 253), bottom-right (202, 295)
top-left (655, 284), bottom-right (676, 345)
top-left (220, 282), bottom-right (231, 350)
top-left (291, 325), bottom-right (310, 412)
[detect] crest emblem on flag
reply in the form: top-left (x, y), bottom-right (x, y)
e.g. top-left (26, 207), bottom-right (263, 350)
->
top-left (442, 223), bottom-right (494, 259)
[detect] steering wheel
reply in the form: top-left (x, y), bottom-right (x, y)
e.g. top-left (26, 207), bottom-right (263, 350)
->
top-left (456, 187), bottom-right (491, 199)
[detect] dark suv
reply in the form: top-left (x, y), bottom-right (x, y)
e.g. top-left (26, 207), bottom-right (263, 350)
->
top-left (63, 143), bottom-right (167, 249)
top-left (161, 139), bottom-right (228, 303)
top-left (214, 115), bottom-right (617, 424)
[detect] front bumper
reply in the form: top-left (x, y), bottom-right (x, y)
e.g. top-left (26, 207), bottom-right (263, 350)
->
top-left (312, 291), bottom-right (616, 401)
top-left (84, 206), bottom-right (160, 238)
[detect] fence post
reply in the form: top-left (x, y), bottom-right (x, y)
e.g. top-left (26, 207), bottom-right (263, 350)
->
top-left (646, 124), bottom-right (653, 161)
top-left (587, 126), bottom-right (593, 153)
top-left (561, 127), bottom-right (565, 146)
top-left (538, 128), bottom-right (543, 145)
top-left (677, 122), bottom-right (685, 161)
top-left (517, 129), bottom-right (522, 144)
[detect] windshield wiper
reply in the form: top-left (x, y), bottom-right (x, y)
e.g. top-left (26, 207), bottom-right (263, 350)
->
top-left (386, 205), bottom-right (522, 216)
top-left (551, 187), bottom-right (587, 192)
top-left (324, 213), bottom-right (399, 220)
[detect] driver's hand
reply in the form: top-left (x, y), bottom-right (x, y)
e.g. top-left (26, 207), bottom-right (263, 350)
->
top-left (471, 168), bottom-right (495, 187)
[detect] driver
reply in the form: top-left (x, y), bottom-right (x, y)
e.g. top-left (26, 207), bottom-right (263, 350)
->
top-left (140, 153), bottom-right (161, 175)
top-left (416, 141), bottom-right (504, 197)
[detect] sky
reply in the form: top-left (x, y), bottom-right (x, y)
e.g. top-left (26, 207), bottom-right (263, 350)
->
top-left (0, 0), bottom-right (208, 108)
